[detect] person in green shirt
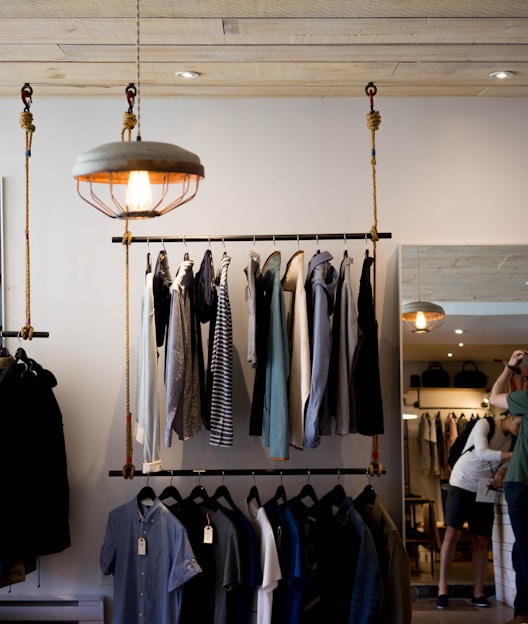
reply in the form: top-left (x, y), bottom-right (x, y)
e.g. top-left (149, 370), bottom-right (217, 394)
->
top-left (490, 349), bottom-right (528, 624)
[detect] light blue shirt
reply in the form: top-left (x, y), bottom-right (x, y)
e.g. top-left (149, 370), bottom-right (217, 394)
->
top-left (100, 497), bottom-right (202, 624)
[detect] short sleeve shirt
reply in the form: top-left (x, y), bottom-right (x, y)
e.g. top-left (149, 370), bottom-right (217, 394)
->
top-left (100, 498), bottom-right (201, 624)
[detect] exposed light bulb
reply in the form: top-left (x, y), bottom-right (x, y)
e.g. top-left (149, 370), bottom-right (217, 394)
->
top-left (415, 311), bottom-right (427, 331)
top-left (126, 171), bottom-right (152, 213)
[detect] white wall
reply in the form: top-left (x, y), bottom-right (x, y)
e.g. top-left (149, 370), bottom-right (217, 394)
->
top-left (1, 96), bottom-right (527, 616)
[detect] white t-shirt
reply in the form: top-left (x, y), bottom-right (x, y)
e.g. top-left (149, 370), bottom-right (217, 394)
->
top-left (449, 417), bottom-right (513, 492)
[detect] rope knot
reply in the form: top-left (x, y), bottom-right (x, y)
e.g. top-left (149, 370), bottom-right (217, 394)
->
top-left (121, 111), bottom-right (137, 142)
top-left (370, 225), bottom-right (379, 242)
top-left (366, 110), bottom-right (381, 132)
top-left (122, 230), bottom-right (133, 246)
top-left (122, 463), bottom-right (136, 479)
top-left (19, 110), bottom-right (36, 133)
top-left (20, 324), bottom-right (34, 340)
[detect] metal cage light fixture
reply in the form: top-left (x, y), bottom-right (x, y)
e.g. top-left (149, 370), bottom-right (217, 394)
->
top-left (402, 247), bottom-right (445, 334)
top-left (73, 0), bottom-right (204, 220)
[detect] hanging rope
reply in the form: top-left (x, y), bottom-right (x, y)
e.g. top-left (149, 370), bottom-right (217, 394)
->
top-left (365, 82), bottom-right (383, 478)
top-left (120, 84), bottom-right (137, 479)
top-left (19, 83), bottom-right (36, 341)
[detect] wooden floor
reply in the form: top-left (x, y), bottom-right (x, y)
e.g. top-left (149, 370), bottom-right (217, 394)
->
top-left (411, 557), bottom-right (515, 623)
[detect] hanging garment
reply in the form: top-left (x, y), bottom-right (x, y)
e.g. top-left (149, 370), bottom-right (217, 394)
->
top-left (243, 496), bottom-right (282, 624)
top-left (194, 248), bottom-right (218, 430)
top-left (165, 258), bottom-right (202, 444)
top-left (135, 267), bottom-right (163, 472)
top-left (261, 251), bottom-right (291, 459)
top-left (171, 496), bottom-right (244, 624)
top-left (248, 253), bottom-right (273, 437)
top-left (209, 254), bottom-right (234, 447)
top-left (100, 497), bottom-right (201, 624)
top-left (418, 412), bottom-right (440, 475)
top-left (245, 249), bottom-right (261, 368)
top-left (0, 353), bottom-right (70, 568)
top-left (303, 250), bottom-right (338, 448)
top-left (435, 411), bottom-right (446, 471)
top-left (354, 487), bottom-right (412, 624)
top-left (351, 251), bottom-right (384, 435)
top-left (153, 249), bottom-right (172, 349)
top-left (310, 490), bottom-right (384, 624)
top-left (328, 252), bottom-right (359, 435)
top-left (281, 249), bottom-right (310, 450)
top-left (263, 494), bottom-right (303, 623)
top-left (212, 495), bottom-right (263, 624)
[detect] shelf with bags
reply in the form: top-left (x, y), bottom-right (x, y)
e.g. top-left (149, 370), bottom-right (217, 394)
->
top-left (403, 387), bottom-right (492, 412)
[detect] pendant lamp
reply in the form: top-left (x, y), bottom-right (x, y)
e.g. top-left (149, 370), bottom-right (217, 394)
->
top-left (73, 0), bottom-right (204, 220)
top-left (402, 247), bottom-right (445, 334)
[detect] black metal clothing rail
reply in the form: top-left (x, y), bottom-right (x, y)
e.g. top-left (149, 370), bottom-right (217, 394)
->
top-left (111, 232), bottom-right (392, 244)
top-left (109, 467), bottom-right (386, 477)
top-left (0, 330), bottom-right (49, 338)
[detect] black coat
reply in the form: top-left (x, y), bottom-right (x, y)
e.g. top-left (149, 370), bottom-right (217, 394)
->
top-left (0, 355), bottom-right (70, 560)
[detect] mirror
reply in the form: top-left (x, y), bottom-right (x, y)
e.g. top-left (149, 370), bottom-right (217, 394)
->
top-left (401, 245), bottom-right (528, 577)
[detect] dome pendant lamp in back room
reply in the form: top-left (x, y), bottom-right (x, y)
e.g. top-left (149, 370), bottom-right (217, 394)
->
top-left (73, 0), bottom-right (204, 219)
top-left (401, 246), bottom-right (445, 334)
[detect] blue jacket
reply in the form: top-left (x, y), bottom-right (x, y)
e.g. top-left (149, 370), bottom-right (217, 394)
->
top-left (303, 251), bottom-right (338, 448)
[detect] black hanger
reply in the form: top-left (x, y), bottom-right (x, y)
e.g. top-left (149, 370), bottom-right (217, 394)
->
top-left (137, 480), bottom-right (156, 507)
top-left (212, 483), bottom-right (239, 511)
top-left (272, 483), bottom-right (288, 507)
top-left (15, 347), bottom-right (29, 364)
top-left (297, 482), bottom-right (318, 506)
top-left (247, 484), bottom-right (262, 508)
top-left (327, 483), bottom-right (347, 506)
top-left (361, 484), bottom-right (377, 505)
top-left (159, 473), bottom-right (183, 507)
top-left (247, 473), bottom-right (262, 508)
top-left (186, 479), bottom-right (210, 505)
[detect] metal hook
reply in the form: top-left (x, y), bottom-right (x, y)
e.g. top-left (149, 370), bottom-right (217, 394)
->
top-left (161, 237), bottom-right (166, 253)
top-left (222, 470), bottom-right (226, 486)
top-left (297, 234), bottom-right (300, 249)
top-left (21, 83), bottom-right (33, 112)
top-left (307, 470), bottom-right (311, 484)
top-left (252, 471), bottom-right (257, 486)
top-left (316, 234), bottom-right (319, 250)
top-left (253, 234), bottom-right (256, 251)
top-left (170, 469), bottom-right (174, 486)
top-left (125, 82), bottom-right (137, 113)
top-left (337, 469), bottom-right (341, 485)
top-left (280, 470), bottom-right (283, 486)
top-left (273, 234), bottom-right (276, 248)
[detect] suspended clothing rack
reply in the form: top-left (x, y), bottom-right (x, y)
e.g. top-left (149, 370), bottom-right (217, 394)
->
top-left (108, 467), bottom-right (385, 478)
top-left (1, 330), bottom-right (49, 338)
top-left (111, 232), bottom-right (392, 245)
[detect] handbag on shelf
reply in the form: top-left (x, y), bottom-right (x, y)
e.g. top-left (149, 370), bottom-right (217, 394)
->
top-left (454, 361), bottom-right (488, 388)
top-left (421, 362), bottom-right (450, 388)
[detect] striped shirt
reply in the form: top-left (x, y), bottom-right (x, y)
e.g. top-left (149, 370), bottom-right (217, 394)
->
top-left (209, 254), bottom-right (234, 446)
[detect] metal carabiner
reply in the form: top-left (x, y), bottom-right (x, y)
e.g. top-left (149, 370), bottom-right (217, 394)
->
top-left (21, 83), bottom-right (33, 112)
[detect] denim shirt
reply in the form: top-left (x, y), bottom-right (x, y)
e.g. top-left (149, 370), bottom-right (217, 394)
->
top-left (100, 498), bottom-right (202, 624)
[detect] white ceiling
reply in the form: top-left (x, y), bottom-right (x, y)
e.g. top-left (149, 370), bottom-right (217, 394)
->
top-left (401, 245), bottom-right (528, 363)
top-left (1, 0), bottom-right (528, 99)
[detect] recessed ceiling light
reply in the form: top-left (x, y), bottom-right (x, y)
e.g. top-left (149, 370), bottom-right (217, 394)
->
top-left (454, 329), bottom-right (464, 335)
top-left (458, 342), bottom-right (464, 347)
top-left (448, 352), bottom-right (453, 358)
top-left (175, 71), bottom-right (200, 79)
top-left (489, 70), bottom-right (514, 79)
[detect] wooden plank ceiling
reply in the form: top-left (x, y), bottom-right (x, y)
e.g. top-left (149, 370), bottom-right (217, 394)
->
top-left (1, 0), bottom-right (528, 98)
